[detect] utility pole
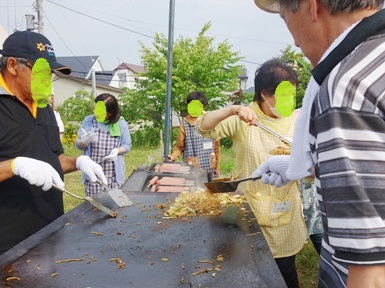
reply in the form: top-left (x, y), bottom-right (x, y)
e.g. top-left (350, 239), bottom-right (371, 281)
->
top-left (163, 0), bottom-right (175, 162)
top-left (92, 69), bottom-right (96, 98)
top-left (36, 0), bottom-right (43, 34)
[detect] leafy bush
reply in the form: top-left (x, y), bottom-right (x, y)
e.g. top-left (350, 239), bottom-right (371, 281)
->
top-left (131, 126), bottom-right (162, 148)
top-left (278, 46), bottom-right (311, 108)
top-left (57, 91), bottom-right (93, 122)
top-left (119, 88), bottom-right (163, 129)
top-left (220, 138), bottom-right (233, 149)
top-left (62, 122), bottom-right (80, 146)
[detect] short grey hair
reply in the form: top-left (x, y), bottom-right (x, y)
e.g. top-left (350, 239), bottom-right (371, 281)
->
top-left (0, 57), bottom-right (27, 75)
top-left (278, 0), bottom-right (384, 14)
top-left (0, 57), bottom-right (8, 74)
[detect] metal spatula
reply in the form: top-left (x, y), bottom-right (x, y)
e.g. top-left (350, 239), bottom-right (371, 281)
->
top-left (204, 176), bottom-right (262, 193)
top-left (97, 180), bottom-right (134, 207)
top-left (52, 184), bottom-right (117, 217)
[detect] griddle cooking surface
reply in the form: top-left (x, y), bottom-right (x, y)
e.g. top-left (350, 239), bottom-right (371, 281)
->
top-left (0, 169), bottom-right (285, 288)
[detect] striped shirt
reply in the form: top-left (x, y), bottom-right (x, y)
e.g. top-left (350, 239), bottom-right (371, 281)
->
top-left (310, 14), bottom-right (385, 287)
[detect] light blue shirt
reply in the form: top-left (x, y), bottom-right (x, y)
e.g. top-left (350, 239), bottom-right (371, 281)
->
top-left (75, 115), bottom-right (132, 186)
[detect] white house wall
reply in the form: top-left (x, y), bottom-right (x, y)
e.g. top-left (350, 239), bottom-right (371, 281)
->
top-left (110, 73), bottom-right (121, 89)
top-left (53, 77), bottom-right (121, 106)
top-left (85, 58), bottom-right (105, 79)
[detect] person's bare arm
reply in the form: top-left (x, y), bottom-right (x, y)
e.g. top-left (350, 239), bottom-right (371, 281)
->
top-left (58, 154), bottom-right (78, 174)
top-left (169, 124), bottom-right (185, 161)
top-left (347, 265), bottom-right (385, 288)
top-left (0, 159), bottom-right (15, 182)
top-left (200, 105), bottom-right (258, 130)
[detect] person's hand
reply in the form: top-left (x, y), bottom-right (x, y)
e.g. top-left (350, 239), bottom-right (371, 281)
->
top-left (11, 157), bottom-right (64, 191)
top-left (76, 155), bottom-right (107, 185)
top-left (251, 155), bottom-right (291, 187)
top-left (168, 155), bottom-right (175, 162)
top-left (230, 106), bottom-right (258, 125)
top-left (79, 128), bottom-right (98, 146)
top-left (162, 155), bottom-right (175, 162)
top-left (103, 148), bottom-right (119, 162)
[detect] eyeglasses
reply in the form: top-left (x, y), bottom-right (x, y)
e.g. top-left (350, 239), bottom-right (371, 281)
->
top-left (16, 58), bottom-right (60, 76)
top-left (16, 58), bottom-right (34, 70)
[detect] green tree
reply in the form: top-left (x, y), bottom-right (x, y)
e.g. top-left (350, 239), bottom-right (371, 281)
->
top-left (278, 46), bottom-right (311, 108)
top-left (119, 22), bottom-right (243, 129)
top-left (57, 90), bottom-right (94, 122)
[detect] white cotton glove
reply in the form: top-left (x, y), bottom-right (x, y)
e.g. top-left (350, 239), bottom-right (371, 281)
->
top-left (79, 128), bottom-right (98, 146)
top-left (12, 157), bottom-right (64, 191)
top-left (76, 155), bottom-right (108, 185)
top-left (251, 155), bottom-right (291, 187)
top-left (103, 148), bottom-right (119, 162)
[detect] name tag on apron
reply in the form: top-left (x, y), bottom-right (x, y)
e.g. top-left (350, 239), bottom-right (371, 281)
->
top-left (272, 201), bottom-right (292, 213)
top-left (203, 142), bottom-right (213, 149)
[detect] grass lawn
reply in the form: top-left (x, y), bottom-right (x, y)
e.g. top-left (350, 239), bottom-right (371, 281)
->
top-left (62, 144), bottom-right (319, 287)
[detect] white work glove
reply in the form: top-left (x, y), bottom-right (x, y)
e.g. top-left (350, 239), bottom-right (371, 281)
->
top-left (251, 155), bottom-right (291, 187)
top-left (79, 128), bottom-right (98, 146)
top-left (76, 155), bottom-right (108, 185)
top-left (12, 157), bottom-right (64, 191)
top-left (103, 148), bottom-right (119, 162)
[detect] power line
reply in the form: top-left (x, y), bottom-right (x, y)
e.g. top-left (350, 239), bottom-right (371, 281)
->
top-left (43, 11), bottom-right (84, 66)
top-left (46, 0), bottom-right (154, 39)
top-left (240, 59), bottom-right (262, 65)
top-left (42, 1), bottom-right (269, 80)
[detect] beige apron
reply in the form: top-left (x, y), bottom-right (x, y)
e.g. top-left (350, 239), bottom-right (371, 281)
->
top-left (242, 106), bottom-right (306, 258)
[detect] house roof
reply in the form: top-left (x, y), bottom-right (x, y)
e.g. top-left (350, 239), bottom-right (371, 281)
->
top-left (95, 71), bottom-right (114, 86)
top-left (115, 62), bottom-right (145, 74)
top-left (56, 56), bottom-right (101, 79)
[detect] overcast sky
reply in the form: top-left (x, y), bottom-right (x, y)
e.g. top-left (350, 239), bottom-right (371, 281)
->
top-left (0, 0), bottom-right (298, 88)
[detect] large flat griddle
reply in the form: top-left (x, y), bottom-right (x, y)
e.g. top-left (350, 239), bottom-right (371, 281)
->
top-left (0, 167), bottom-right (286, 288)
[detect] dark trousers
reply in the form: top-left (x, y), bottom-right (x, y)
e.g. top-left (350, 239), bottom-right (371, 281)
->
top-left (275, 255), bottom-right (299, 288)
top-left (310, 233), bottom-right (323, 255)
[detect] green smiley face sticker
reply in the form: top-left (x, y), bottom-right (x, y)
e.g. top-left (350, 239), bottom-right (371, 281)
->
top-left (187, 100), bottom-right (203, 117)
top-left (275, 81), bottom-right (296, 117)
top-left (94, 101), bottom-right (107, 122)
top-left (31, 58), bottom-right (52, 108)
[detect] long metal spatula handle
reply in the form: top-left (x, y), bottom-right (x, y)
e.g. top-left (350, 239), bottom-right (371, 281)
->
top-left (52, 184), bottom-right (83, 200)
top-left (250, 175), bottom-right (262, 181)
top-left (256, 122), bottom-right (292, 145)
top-left (96, 179), bottom-right (109, 190)
top-left (228, 175), bottom-right (262, 184)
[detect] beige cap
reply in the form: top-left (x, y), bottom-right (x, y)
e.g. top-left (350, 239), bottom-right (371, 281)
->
top-left (254, 0), bottom-right (280, 13)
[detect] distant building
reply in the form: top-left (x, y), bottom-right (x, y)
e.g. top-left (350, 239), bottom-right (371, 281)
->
top-left (112, 62), bottom-right (146, 89)
top-left (53, 56), bottom-right (145, 105)
top-left (0, 25), bottom-right (9, 49)
top-left (238, 67), bottom-right (248, 91)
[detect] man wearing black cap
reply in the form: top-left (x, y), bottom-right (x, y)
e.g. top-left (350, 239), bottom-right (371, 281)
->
top-left (0, 31), bottom-right (108, 254)
top-left (252, 1), bottom-right (385, 287)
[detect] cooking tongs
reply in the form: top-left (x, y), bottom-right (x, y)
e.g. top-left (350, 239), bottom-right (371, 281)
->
top-left (52, 184), bottom-right (117, 217)
top-left (204, 176), bottom-right (262, 193)
top-left (256, 122), bottom-right (292, 145)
